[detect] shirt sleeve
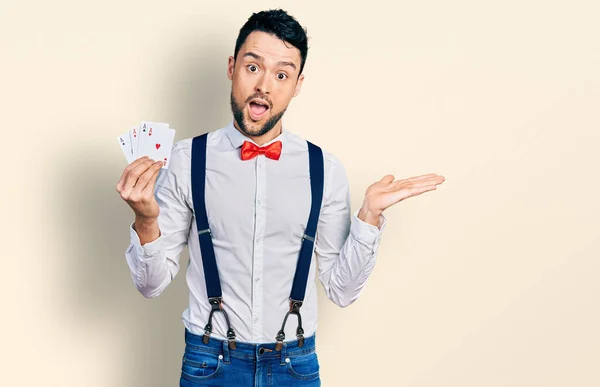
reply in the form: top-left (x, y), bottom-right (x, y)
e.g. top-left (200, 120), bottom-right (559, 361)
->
top-left (314, 154), bottom-right (387, 308)
top-left (124, 140), bottom-right (193, 298)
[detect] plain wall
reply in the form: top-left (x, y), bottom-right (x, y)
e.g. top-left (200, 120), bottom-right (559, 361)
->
top-left (1, 0), bottom-right (599, 386)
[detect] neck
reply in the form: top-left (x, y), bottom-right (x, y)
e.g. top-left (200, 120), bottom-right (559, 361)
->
top-left (233, 120), bottom-right (282, 146)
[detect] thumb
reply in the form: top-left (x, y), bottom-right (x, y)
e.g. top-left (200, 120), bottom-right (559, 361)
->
top-left (380, 174), bottom-right (395, 184)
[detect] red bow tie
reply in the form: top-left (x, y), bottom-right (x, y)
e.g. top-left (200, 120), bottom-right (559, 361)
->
top-left (240, 140), bottom-right (282, 161)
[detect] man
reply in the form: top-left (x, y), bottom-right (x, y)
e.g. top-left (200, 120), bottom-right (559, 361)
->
top-left (116, 9), bottom-right (444, 386)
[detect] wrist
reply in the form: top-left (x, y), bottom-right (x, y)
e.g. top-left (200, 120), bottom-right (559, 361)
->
top-left (134, 216), bottom-right (160, 245)
top-left (134, 215), bottom-right (158, 230)
top-left (357, 206), bottom-right (382, 227)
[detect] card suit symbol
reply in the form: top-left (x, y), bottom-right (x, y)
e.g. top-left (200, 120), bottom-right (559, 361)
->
top-left (155, 143), bottom-right (161, 150)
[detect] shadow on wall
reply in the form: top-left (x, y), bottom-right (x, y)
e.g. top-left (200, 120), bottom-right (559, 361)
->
top-left (54, 41), bottom-right (232, 387)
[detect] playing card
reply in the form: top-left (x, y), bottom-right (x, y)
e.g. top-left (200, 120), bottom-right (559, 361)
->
top-left (138, 121), bottom-right (169, 159)
top-left (117, 132), bottom-right (135, 164)
top-left (138, 126), bottom-right (176, 169)
top-left (117, 121), bottom-right (175, 168)
top-left (129, 126), bottom-right (140, 159)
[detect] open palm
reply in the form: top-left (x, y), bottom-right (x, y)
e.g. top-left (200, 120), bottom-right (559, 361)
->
top-left (363, 173), bottom-right (445, 213)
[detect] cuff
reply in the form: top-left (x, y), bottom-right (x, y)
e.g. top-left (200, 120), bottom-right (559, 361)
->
top-left (350, 209), bottom-right (386, 245)
top-left (129, 222), bottom-right (163, 259)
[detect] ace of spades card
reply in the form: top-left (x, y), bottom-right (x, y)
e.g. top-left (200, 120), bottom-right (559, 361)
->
top-left (116, 133), bottom-right (135, 164)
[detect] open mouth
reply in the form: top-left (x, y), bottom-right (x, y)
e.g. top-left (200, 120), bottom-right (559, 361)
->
top-left (248, 99), bottom-right (270, 120)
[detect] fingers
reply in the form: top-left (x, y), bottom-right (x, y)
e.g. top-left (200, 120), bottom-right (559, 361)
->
top-left (118, 159), bottom-right (158, 199)
top-left (408, 185), bottom-right (437, 197)
top-left (384, 173), bottom-right (444, 187)
top-left (130, 161), bottom-right (164, 199)
top-left (392, 175), bottom-right (444, 189)
top-left (140, 162), bottom-right (164, 195)
top-left (404, 173), bottom-right (443, 183)
top-left (409, 176), bottom-right (444, 188)
top-left (116, 156), bottom-right (150, 192)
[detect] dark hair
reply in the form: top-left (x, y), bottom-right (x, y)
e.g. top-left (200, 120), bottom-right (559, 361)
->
top-left (234, 9), bottom-right (309, 75)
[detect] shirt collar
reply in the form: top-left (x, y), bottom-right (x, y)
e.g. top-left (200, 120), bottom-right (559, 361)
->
top-left (224, 119), bottom-right (288, 151)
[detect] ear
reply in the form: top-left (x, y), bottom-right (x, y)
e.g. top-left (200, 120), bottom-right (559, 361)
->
top-left (227, 56), bottom-right (235, 80)
top-left (293, 73), bottom-right (305, 97)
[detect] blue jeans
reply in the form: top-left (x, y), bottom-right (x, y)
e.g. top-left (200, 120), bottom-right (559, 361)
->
top-left (180, 329), bottom-right (321, 386)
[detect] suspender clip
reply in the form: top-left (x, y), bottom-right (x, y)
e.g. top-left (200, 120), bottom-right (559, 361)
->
top-left (209, 297), bottom-right (222, 310)
top-left (291, 300), bottom-right (305, 348)
top-left (202, 298), bottom-right (221, 344)
top-left (227, 327), bottom-right (237, 350)
top-left (290, 300), bottom-right (302, 312)
top-left (275, 331), bottom-right (285, 352)
top-left (198, 228), bottom-right (211, 235)
top-left (297, 327), bottom-right (305, 348)
top-left (203, 297), bottom-right (237, 349)
top-left (202, 323), bottom-right (212, 344)
top-left (302, 234), bottom-right (315, 242)
top-left (275, 299), bottom-right (305, 351)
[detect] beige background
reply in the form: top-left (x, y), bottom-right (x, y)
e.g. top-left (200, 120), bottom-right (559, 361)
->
top-left (1, 0), bottom-right (599, 386)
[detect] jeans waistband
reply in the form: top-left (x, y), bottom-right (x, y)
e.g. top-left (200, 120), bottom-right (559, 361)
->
top-left (184, 328), bottom-right (316, 362)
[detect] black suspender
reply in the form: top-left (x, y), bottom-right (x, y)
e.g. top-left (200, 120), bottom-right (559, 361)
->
top-left (191, 133), bottom-right (237, 350)
top-left (190, 133), bottom-right (324, 351)
top-left (275, 141), bottom-right (324, 350)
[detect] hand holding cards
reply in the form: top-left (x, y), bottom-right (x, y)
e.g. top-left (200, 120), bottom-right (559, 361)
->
top-left (117, 121), bottom-right (176, 168)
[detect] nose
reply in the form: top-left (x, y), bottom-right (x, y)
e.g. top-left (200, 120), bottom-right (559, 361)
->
top-left (254, 73), bottom-right (271, 95)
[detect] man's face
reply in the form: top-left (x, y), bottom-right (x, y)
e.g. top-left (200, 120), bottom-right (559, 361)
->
top-left (228, 31), bottom-right (304, 137)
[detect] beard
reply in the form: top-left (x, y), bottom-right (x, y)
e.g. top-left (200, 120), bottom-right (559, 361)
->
top-left (230, 91), bottom-right (287, 137)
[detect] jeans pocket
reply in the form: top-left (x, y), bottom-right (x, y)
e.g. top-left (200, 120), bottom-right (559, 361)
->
top-left (181, 347), bottom-right (223, 382)
top-left (286, 352), bottom-right (320, 381)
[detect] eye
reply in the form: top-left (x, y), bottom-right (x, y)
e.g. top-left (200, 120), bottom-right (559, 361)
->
top-left (277, 73), bottom-right (288, 80)
top-left (247, 64), bottom-right (259, 73)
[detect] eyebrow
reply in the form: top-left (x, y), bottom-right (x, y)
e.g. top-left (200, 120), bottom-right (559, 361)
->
top-left (243, 51), bottom-right (297, 71)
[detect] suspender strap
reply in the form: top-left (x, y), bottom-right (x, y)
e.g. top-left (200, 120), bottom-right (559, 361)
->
top-left (275, 141), bottom-right (324, 350)
top-left (191, 134), bottom-right (222, 298)
top-left (290, 141), bottom-right (324, 301)
top-left (191, 133), bottom-right (236, 349)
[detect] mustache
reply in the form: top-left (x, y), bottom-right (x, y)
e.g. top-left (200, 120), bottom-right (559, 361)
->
top-left (245, 93), bottom-right (273, 109)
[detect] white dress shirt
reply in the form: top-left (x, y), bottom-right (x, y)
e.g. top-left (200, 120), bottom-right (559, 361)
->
top-left (125, 119), bottom-right (386, 343)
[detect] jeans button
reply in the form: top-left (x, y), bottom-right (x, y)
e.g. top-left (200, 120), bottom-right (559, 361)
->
top-left (259, 348), bottom-right (265, 355)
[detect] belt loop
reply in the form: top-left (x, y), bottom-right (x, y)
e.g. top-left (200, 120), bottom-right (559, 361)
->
top-left (221, 340), bottom-right (230, 364)
top-left (279, 341), bottom-right (288, 366)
